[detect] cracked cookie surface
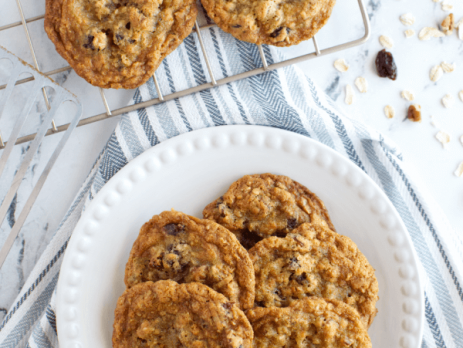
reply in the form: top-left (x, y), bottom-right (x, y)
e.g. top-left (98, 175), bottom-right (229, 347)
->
top-left (45, 0), bottom-right (197, 89)
top-left (124, 210), bottom-right (255, 310)
top-left (249, 222), bottom-right (378, 328)
top-left (203, 174), bottom-right (335, 249)
top-left (113, 280), bottom-right (253, 348)
top-left (201, 0), bottom-right (336, 46)
top-left (246, 297), bottom-right (372, 348)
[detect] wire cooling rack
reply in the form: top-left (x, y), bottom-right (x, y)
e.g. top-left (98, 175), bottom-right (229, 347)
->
top-left (0, 0), bottom-right (370, 149)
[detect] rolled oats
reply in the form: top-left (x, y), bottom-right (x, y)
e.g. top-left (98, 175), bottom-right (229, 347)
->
top-left (460, 135), bottom-right (463, 146)
top-left (441, 1), bottom-right (453, 11)
top-left (404, 29), bottom-right (415, 38)
top-left (430, 65), bottom-right (444, 82)
top-left (431, 120), bottom-right (441, 128)
top-left (334, 58), bottom-right (349, 72)
top-left (384, 105), bottom-right (395, 119)
top-left (379, 35), bottom-right (394, 49)
top-left (400, 13), bottom-right (416, 26)
top-left (459, 90), bottom-right (463, 102)
top-left (345, 84), bottom-right (354, 105)
top-left (419, 27), bottom-right (445, 40)
top-left (454, 162), bottom-right (463, 177)
top-left (441, 61), bottom-right (455, 73)
top-left (441, 14), bottom-right (454, 35)
top-left (456, 18), bottom-right (463, 40)
top-left (442, 94), bottom-right (455, 108)
top-left (436, 131), bottom-right (451, 148)
top-left (401, 90), bottom-right (415, 101)
top-left (355, 77), bottom-right (368, 93)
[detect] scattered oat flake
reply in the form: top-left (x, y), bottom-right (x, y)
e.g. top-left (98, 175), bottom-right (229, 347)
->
top-left (433, 0), bottom-right (441, 2)
top-left (441, 14), bottom-right (454, 35)
top-left (355, 77), bottom-right (368, 93)
top-left (454, 162), bottom-right (463, 177)
top-left (441, 1), bottom-right (453, 11)
top-left (345, 85), bottom-right (354, 105)
top-left (384, 105), bottom-right (395, 119)
top-left (379, 35), bottom-right (394, 49)
top-left (419, 27), bottom-right (445, 40)
top-left (441, 62), bottom-right (455, 73)
top-left (436, 131), bottom-right (451, 148)
top-left (460, 135), bottom-right (463, 146)
top-left (404, 29), bottom-right (415, 38)
top-left (400, 13), bottom-right (416, 26)
top-left (431, 120), bottom-right (441, 128)
top-left (459, 90), bottom-right (463, 102)
top-left (401, 90), bottom-right (415, 101)
top-left (334, 59), bottom-right (349, 72)
top-left (430, 65), bottom-right (444, 82)
top-left (442, 94), bottom-right (455, 108)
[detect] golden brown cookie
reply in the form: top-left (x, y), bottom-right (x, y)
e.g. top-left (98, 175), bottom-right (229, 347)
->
top-left (45, 0), bottom-right (197, 89)
top-left (201, 0), bottom-right (336, 47)
top-left (249, 222), bottom-right (378, 328)
top-left (124, 210), bottom-right (255, 310)
top-left (113, 280), bottom-right (253, 348)
top-left (203, 174), bottom-right (335, 249)
top-left (246, 297), bottom-right (372, 347)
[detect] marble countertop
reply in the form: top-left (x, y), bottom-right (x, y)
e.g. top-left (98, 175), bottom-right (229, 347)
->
top-left (0, 0), bottom-right (462, 321)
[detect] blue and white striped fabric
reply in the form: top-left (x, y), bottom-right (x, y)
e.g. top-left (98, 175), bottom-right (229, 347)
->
top-left (1, 20), bottom-right (463, 348)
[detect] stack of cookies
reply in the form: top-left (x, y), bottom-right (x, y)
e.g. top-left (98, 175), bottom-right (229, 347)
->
top-left (112, 174), bottom-right (378, 347)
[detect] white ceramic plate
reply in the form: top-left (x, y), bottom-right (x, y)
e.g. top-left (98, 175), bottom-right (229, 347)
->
top-left (56, 125), bottom-right (423, 348)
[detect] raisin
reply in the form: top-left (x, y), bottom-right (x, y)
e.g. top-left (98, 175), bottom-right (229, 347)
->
top-left (239, 229), bottom-right (262, 250)
top-left (116, 34), bottom-right (124, 41)
top-left (83, 35), bottom-right (95, 50)
top-left (232, 25), bottom-right (242, 28)
top-left (163, 223), bottom-right (185, 236)
top-left (270, 27), bottom-right (284, 38)
top-left (129, 39), bottom-right (136, 44)
top-left (375, 49), bottom-right (397, 80)
top-left (255, 301), bottom-right (266, 307)
top-left (287, 218), bottom-right (298, 230)
top-left (126, 22), bottom-right (131, 30)
top-left (274, 231), bottom-right (287, 238)
top-left (222, 302), bottom-right (234, 310)
top-left (407, 104), bottom-right (421, 122)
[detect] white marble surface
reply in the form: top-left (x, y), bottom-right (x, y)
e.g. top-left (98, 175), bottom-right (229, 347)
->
top-left (0, 0), bottom-right (462, 321)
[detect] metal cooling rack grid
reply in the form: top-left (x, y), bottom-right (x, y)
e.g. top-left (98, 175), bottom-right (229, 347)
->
top-left (0, 0), bottom-right (371, 150)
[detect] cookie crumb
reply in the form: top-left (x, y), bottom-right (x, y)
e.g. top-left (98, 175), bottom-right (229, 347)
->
top-left (436, 131), bottom-right (451, 148)
top-left (404, 29), bottom-right (415, 38)
top-left (419, 27), bottom-right (445, 40)
top-left (401, 90), bottom-right (415, 101)
top-left (355, 77), bottom-right (368, 93)
top-left (334, 59), bottom-right (349, 72)
top-left (454, 162), bottom-right (463, 177)
top-left (430, 65), bottom-right (444, 82)
top-left (345, 85), bottom-right (354, 105)
top-left (441, 14), bottom-right (454, 35)
top-left (379, 35), bottom-right (394, 49)
top-left (400, 13), bottom-right (416, 26)
top-left (407, 104), bottom-right (422, 122)
top-left (384, 105), bottom-right (395, 119)
top-left (442, 94), bottom-right (454, 108)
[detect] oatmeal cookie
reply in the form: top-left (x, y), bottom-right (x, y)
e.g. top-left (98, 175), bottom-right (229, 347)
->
top-left (113, 280), bottom-right (253, 348)
top-left (246, 297), bottom-right (372, 347)
top-left (201, 0), bottom-right (336, 47)
top-left (124, 210), bottom-right (255, 309)
top-left (44, 0), bottom-right (197, 89)
top-left (203, 174), bottom-right (334, 249)
top-left (249, 222), bottom-right (378, 328)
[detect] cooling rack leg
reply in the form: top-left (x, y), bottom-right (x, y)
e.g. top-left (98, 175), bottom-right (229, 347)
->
top-left (194, 21), bottom-right (217, 86)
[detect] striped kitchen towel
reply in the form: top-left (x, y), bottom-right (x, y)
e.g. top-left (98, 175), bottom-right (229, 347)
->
top-left (1, 17), bottom-right (463, 348)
